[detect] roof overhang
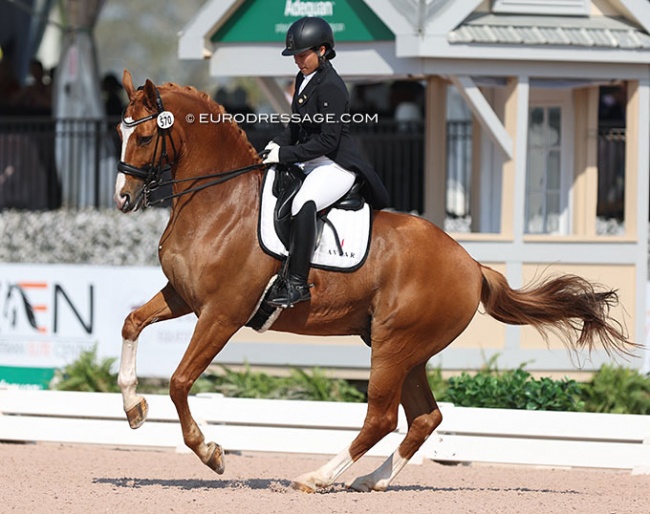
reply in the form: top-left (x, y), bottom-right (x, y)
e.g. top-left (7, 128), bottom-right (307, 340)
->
top-left (205, 41), bottom-right (422, 78)
top-left (179, 0), bottom-right (650, 78)
top-left (178, 0), bottom-right (242, 60)
top-left (376, 1), bottom-right (650, 65)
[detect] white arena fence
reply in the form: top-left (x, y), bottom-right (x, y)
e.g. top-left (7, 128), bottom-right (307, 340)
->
top-left (0, 389), bottom-right (648, 475)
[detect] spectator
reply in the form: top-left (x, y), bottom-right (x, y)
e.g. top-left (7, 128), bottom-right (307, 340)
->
top-left (213, 86), bottom-right (231, 110)
top-left (102, 72), bottom-right (125, 117)
top-left (14, 59), bottom-right (52, 115)
top-left (0, 51), bottom-right (21, 115)
top-left (102, 72), bottom-right (126, 157)
top-left (390, 81), bottom-right (424, 132)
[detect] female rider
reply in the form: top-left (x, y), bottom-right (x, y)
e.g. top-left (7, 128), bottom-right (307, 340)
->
top-left (263, 16), bottom-right (389, 308)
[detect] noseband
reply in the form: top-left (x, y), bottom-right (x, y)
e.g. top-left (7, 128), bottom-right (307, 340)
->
top-left (117, 84), bottom-right (178, 203)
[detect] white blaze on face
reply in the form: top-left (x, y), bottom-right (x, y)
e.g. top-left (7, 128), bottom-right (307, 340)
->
top-left (114, 117), bottom-right (136, 206)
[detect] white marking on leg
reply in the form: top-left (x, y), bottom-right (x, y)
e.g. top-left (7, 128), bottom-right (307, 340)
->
top-left (117, 338), bottom-right (140, 412)
top-left (318, 445), bottom-right (355, 481)
top-left (347, 450), bottom-right (410, 492)
top-left (292, 445), bottom-right (355, 491)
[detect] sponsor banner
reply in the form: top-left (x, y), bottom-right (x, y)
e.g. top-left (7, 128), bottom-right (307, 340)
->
top-left (0, 263), bottom-right (193, 387)
top-left (211, 0), bottom-right (394, 43)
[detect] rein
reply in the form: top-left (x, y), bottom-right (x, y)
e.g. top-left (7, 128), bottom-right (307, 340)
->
top-left (145, 161), bottom-right (267, 207)
top-left (117, 83), bottom-right (267, 208)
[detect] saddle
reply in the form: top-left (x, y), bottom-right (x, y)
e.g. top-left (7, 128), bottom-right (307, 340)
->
top-left (247, 165), bottom-right (373, 332)
top-left (272, 163), bottom-right (365, 254)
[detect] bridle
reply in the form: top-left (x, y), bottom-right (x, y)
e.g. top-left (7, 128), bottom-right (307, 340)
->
top-left (117, 85), bottom-right (176, 186)
top-left (117, 83), bottom-right (266, 208)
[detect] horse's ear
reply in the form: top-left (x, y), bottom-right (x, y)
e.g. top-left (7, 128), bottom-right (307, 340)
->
top-left (122, 69), bottom-right (136, 100)
top-left (142, 79), bottom-right (159, 111)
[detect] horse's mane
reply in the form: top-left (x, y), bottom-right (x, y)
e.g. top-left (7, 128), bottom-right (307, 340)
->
top-left (160, 82), bottom-right (261, 163)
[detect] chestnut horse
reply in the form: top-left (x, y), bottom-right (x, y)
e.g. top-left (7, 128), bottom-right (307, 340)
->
top-left (114, 70), bottom-right (634, 492)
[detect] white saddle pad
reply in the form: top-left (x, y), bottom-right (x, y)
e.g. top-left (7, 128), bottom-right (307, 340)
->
top-left (258, 168), bottom-right (372, 272)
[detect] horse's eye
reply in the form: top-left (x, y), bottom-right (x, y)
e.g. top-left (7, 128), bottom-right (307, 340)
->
top-left (137, 135), bottom-right (153, 146)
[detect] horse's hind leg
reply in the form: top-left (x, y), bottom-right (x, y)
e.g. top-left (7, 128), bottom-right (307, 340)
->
top-left (291, 352), bottom-right (405, 492)
top-left (347, 363), bottom-right (442, 492)
top-left (118, 282), bottom-right (192, 429)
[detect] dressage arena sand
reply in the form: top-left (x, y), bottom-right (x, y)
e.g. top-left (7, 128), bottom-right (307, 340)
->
top-left (1, 442), bottom-right (650, 514)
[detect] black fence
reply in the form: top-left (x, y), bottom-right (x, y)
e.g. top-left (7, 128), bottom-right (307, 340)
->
top-left (0, 116), bottom-right (60, 209)
top-left (0, 116), bottom-right (119, 210)
top-left (0, 116), bottom-right (471, 214)
top-left (0, 116), bottom-right (624, 219)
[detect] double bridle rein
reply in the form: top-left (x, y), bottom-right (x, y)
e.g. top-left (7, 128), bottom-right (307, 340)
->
top-left (117, 84), bottom-right (266, 208)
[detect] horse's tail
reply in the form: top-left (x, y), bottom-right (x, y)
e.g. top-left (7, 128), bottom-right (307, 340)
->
top-left (479, 264), bottom-right (638, 357)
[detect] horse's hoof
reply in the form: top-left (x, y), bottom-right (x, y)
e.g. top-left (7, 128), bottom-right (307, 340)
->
top-left (206, 442), bottom-right (225, 474)
top-left (290, 472), bottom-right (322, 493)
top-left (347, 476), bottom-right (388, 492)
top-left (126, 397), bottom-right (148, 429)
top-left (290, 480), bottom-right (317, 493)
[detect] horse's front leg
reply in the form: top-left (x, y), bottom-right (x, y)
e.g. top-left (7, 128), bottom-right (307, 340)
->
top-left (118, 282), bottom-right (192, 429)
top-left (169, 313), bottom-right (241, 474)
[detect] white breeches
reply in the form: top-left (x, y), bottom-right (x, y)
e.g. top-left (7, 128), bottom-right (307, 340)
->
top-left (291, 156), bottom-right (357, 216)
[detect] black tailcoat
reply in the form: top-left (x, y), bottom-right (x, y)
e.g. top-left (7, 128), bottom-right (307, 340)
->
top-left (272, 61), bottom-right (389, 209)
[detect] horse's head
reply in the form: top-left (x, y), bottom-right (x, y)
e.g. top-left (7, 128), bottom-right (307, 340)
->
top-left (114, 70), bottom-right (181, 212)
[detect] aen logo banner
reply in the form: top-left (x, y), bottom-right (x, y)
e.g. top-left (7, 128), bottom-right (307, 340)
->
top-left (0, 264), bottom-right (192, 388)
top-left (0, 277), bottom-right (94, 369)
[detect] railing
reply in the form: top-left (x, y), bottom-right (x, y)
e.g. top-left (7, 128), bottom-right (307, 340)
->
top-left (0, 116), bottom-right (473, 213)
top-left (0, 116), bottom-right (624, 219)
top-left (0, 117), bottom-right (60, 210)
top-left (2, 390), bottom-right (649, 472)
top-left (0, 116), bottom-right (120, 210)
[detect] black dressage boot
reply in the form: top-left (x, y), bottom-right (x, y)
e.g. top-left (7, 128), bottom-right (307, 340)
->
top-left (267, 201), bottom-right (317, 308)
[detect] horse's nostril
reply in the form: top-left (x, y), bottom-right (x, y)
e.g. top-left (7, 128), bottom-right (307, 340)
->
top-left (118, 193), bottom-right (131, 211)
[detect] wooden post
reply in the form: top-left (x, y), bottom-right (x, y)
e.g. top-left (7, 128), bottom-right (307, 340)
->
top-left (572, 86), bottom-right (599, 236)
top-left (423, 76), bottom-right (447, 226)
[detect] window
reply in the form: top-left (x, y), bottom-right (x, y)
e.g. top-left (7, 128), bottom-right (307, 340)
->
top-left (492, 0), bottom-right (590, 17)
top-left (525, 106), bottom-right (563, 234)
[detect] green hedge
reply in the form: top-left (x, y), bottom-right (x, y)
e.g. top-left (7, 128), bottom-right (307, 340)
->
top-left (431, 360), bottom-right (650, 414)
top-left (580, 364), bottom-right (650, 414)
top-left (441, 367), bottom-right (584, 411)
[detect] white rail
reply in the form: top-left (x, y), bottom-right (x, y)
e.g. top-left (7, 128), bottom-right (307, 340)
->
top-left (0, 390), bottom-right (648, 474)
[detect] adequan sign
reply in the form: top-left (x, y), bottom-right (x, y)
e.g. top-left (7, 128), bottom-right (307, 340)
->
top-left (211, 0), bottom-right (394, 43)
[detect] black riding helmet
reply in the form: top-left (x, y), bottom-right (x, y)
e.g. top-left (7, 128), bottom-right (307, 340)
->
top-left (282, 17), bottom-right (336, 59)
